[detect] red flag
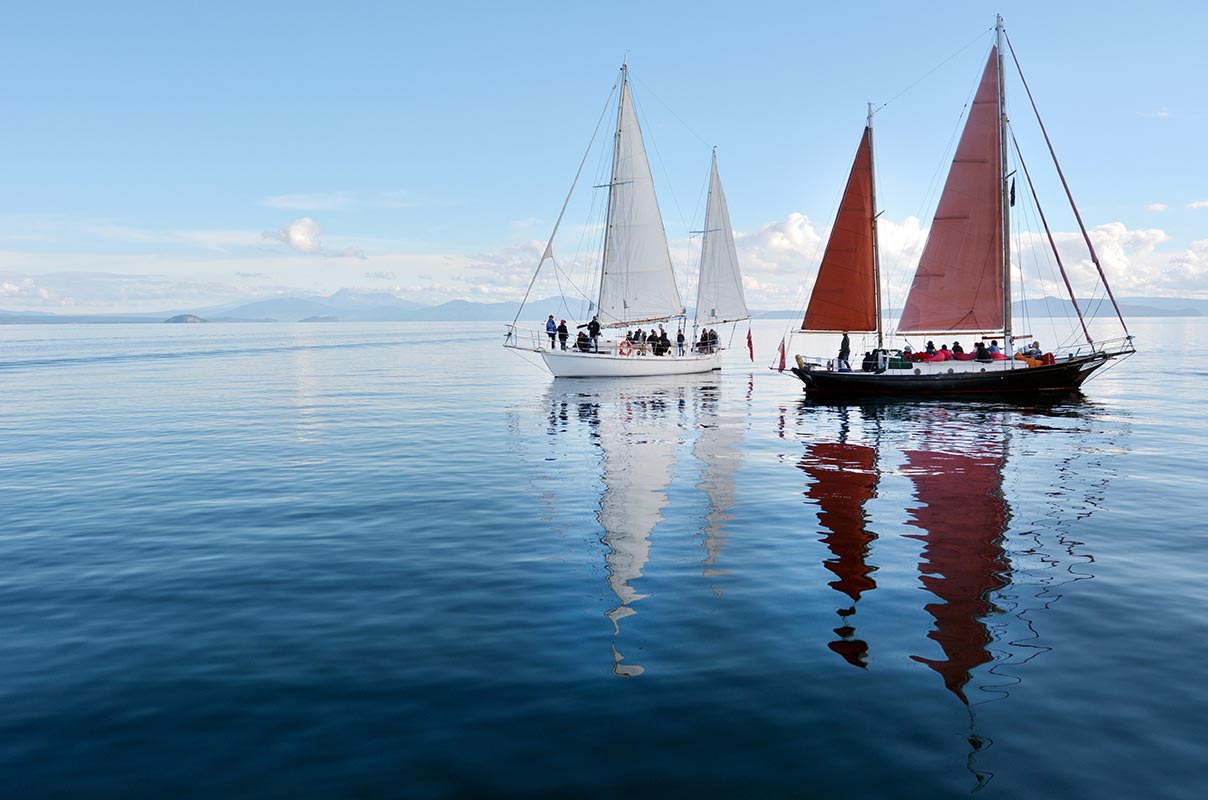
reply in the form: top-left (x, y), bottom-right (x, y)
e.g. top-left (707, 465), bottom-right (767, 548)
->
top-left (747, 327), bottom-right (754, 362)
top-left (777, 337), bottom-right (786, 372)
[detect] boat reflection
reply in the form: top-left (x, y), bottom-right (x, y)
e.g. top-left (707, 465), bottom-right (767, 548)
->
top-left (544, 374), bottom-right (746, 677)
top-left (900, 418), bottom-right (1011, 703)
top-left (796, 397), bottom-right (1112, 789)
top-left (798, 413), bottom-right (879, 667)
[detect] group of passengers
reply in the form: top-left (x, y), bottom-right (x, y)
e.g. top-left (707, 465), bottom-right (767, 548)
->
top-left (546, 314), bottom-right (604, 353)
top-left (543, 313), bottom-right (719, 357)
top-left (625, 325), bottom-right (674, 356)
top-left (899, 338), bottom-right (1051, 365)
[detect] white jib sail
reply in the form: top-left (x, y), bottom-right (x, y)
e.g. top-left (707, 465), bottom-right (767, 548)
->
top-left (597, 79), bottom-right (684, 327)
top-left (694, 153), bottom-right (749, 327)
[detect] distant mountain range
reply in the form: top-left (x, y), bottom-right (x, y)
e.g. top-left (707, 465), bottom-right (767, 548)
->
top-left (2, 290), bottom-right (1206, 324)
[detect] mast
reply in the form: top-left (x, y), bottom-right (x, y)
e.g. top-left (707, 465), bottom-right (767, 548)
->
top-left (868, 102), bottom-right (883, 348)
top-left (693, 147), bottom-right (717, 336)
top-left (597, 58), bottom-right (627, 317)
top-left (997, 16), bottom-right (1012, 349)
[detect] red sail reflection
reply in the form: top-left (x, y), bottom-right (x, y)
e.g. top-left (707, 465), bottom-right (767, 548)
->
top-left (800, 442), bottom-right (878, 668)
top-left (903, 447), bottom-right (1010, 703)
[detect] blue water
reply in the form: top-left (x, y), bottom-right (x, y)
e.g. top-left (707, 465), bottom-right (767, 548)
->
top-left (1, 320), bottom-right (1205, 798)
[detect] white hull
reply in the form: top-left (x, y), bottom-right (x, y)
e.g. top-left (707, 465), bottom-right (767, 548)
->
top-left (539, 348), bottom-right (722, 377)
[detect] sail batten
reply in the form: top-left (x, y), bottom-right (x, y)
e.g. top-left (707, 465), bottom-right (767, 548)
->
top-left (899, 48), bottom-right (1004, 334)
top-left (802, 128), bottom-right (878, 333)
top-left (695, 153), bottom-right (749, 327)
top-left (597, 79), bottom-right (684, 327)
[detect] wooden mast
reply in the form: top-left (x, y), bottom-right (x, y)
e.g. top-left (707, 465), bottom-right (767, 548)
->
top-left (996, 15), bottom-right (1012, 350)
top-left (868, 102), bottom-right (883, 349)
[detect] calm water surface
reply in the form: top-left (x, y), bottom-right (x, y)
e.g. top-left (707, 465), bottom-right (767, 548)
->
top-left (1, 320), bottom-right (1205, 798)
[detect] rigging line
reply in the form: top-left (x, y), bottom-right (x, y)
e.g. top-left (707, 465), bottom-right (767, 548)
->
top-left (1008, 123), bottom-right (1094, 346)
top-left (511, 74), bottom-right (621, 329)
top-left (1005, 30), bottom-right (1130, 339)
top-left (874, 26), bottom-right (995, 114)
top-left (630, 70), bottom-right (712, 149)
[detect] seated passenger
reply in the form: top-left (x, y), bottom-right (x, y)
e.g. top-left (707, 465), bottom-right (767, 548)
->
top-left (576, 331), bottom-right (590, 352)
top-left (988, 339), bottom-right (1002, 356)
top-left (974, 342), bottom-right (993, 362)
top-left (937, 343), bottom-right (952, 360)
top-left (951, 341), bottom-right (964, 354)
top-left (925, 340), bottom-right (937, 356)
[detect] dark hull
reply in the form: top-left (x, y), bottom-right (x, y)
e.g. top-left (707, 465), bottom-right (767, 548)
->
top-left (791, 353), bottom-right (1112, 396)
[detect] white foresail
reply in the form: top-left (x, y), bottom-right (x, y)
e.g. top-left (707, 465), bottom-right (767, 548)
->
top-left (597, 78), bottom-right (684, 327)
top-left (695, 153), bottom-right (749, 327)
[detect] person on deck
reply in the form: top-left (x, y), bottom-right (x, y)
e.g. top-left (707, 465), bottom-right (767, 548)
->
top-left (709, 329), bottom-right (719, 350)
top-left (575, 331), bottom-right (590, 352)
top-left (677, 329), bottom-right (685, 356)
top-left (698, 330), bottom-right (710, 353)
top-left (557, 320), bottom-right (569, 350)
top-left (1025, 340), bottom-right (1043, 359)
top-left (952, 341), bottom-right (965, 354)
top-left (988, 340), bottom-right (1002, 356)
top-left (546, 315), bottom-right (557, 348)
top-left (659, 329), bottom-right (671, 356)
top-left (838, 331), bottom-right (851, 371)
top-left (925, 340), bottom-right (937, 356)
top-left (587, 316), bottom-right (601, 353)
top-left (936, 343), bottom-right (952, 361)
top-left (974, 342), bottom-right (993, 362)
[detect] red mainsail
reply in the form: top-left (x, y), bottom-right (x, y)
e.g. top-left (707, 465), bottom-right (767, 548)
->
top-left (899, 49), bottom-right (1004, 333)
top-left (802, 128), bottom-right (877, 332)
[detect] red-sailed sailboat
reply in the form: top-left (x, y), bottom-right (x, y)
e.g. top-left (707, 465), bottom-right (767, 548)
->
top-left (789, 17), bottom-right (1135, 396)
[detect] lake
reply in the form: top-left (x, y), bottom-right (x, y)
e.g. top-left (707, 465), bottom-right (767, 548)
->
top-left (1, 318), bottom-right (1204, 798)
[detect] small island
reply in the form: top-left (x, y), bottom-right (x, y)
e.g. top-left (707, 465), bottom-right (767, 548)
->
top-left (300, 315), bottom-right (339, 323)
top-left (164, 314), bottom-right (206, 323)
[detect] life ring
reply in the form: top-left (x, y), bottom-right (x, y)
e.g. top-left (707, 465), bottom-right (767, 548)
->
top-left (618, 340), bottom-right (633, 356)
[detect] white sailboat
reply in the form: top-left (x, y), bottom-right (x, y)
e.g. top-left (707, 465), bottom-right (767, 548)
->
top-left (505, 62), bottom-right (748, 378)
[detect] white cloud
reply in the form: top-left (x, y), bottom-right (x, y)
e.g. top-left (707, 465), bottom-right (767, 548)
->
top-left (1145, 203), bottom-right (1167, 212)
top-left (364, 271), bottom-right (396, 280)
top-left (263, 217), bottom-right (367, 259)
top-left (1187, 200), bottom-right (1208, 209)
top-left (1143, 107), bottom-right (1170, 118)
top-left (262, 192), bottom-right (355, 211)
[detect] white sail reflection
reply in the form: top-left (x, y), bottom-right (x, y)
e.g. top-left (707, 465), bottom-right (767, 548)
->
top-left (692, 377), bottom-right (744, 587)
top-left (541, 374), bottom-right (745, 677)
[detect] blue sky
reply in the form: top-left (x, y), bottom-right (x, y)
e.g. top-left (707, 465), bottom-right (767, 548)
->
top-left (1, 0), bottom-right (1204, 312)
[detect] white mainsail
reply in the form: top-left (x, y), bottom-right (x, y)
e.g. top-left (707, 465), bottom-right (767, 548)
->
top-left (694, 153), bottom-right (749, 327)
top-left (597, 76), bottom-right (684, 328)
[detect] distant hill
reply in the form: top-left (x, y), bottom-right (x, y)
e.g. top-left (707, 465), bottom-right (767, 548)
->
top-left (5, 293), bottom-right (1205, 325)
top-left (165, 314), bottom-right (206, 323)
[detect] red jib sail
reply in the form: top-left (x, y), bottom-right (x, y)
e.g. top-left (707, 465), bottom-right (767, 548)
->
top-left (802, 128), bottom-right (877, 332)
top-left (899, 48), bottom-right (1004, 333)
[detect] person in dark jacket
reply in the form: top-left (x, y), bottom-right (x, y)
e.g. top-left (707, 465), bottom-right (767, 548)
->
top-left (676, 329), bottom-right (685, 356)
top-left (557, 320), bottom-right (569, 350)
top-left (587, 316), bottom-right (601, 353)
top-left (838, 331), bottom-right (851, 371)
